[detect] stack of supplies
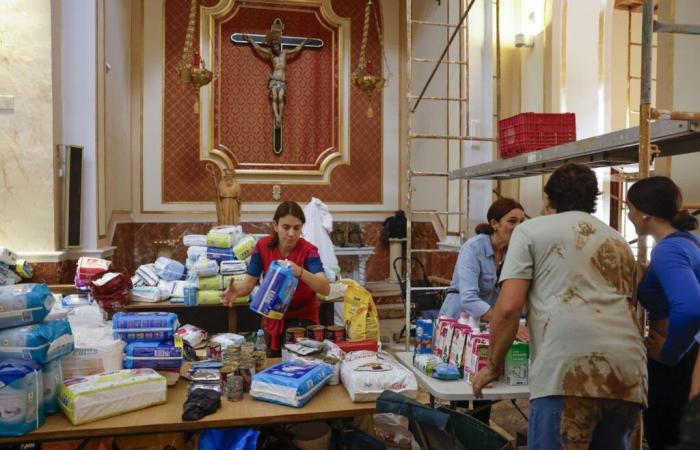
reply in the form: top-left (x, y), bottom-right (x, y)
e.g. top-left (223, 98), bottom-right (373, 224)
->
top-left (282, 339), bottom-right (342, 385)
top-left (250, 361), bottom-right (333, 408)
top-left (0, 360), bottom-right (43, 436)
top-left (0, 247), bottom-right (34, 285)
top-left (90, 269), bottom-right (132, 311)
top-left (75, 257), bottom-right (111, 290)
top-left (341, 351), bottom-right (417, 402)
top-left (58, 369), bottom-right (167, 425)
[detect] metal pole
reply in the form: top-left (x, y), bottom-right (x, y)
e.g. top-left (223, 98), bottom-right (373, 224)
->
top-left (637, 0), bottom-right (654, 265)
top-left (405, 0), bottom-right (413, 352)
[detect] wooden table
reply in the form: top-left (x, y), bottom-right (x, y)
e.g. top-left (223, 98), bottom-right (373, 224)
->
top-left (0, 377), bottom-right (375, 444)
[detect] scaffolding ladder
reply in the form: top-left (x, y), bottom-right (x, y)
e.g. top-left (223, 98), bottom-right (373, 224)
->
top-left (404, 0), bottom-right (499, 350)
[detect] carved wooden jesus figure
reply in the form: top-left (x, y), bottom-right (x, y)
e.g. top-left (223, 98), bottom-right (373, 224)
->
top-left (245, 34), bottom-right (309, 129)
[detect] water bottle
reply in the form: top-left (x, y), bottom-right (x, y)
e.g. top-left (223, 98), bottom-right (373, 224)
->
top-left (255, 329), bottom-right (267, 353)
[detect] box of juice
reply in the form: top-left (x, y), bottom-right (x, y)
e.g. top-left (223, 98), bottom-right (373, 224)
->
top-left (504, 342), bottom-right (529, 385)
top-left (447, 324), bottom-right (472, 372)
top-left (434, 317), bottom-right (457, 359)
top-left (414, 319), bottom-right (434, 354)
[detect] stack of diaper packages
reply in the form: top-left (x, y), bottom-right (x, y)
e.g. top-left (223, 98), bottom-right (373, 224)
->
top-left (131, 257), bottom-right (188, 305)
top-left (0, 283), bottom-right (75, 436)
top-left (112, 311), bottom-right (183, 387)
top-left (0, 247), bottom-right (34, 285)
top-left (180, 226), bottom-right (253, 306)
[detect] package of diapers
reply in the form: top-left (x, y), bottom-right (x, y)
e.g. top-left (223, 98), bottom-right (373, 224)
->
top-left (220, 259), bottom-right (247, 275)
top-left (58, 368), bottom-right (166, 425)
top-left (250, 361), bottom-right (333, 408)
top-left (0, 360), bottom-right (44, 436)
top-left (42, 360), bottom-right (63, 415)
top-left (123, 341), bottom-right (183, 370)
top-left (183, 234), bottom-right (207, 247)
top-left (193, 258), bottom-right (219, 277)
top-left (130, 286), bottom-right (166, 303)
top-left (206, 232), bottom-right (234, 248)
top-left (197, 275), bottom-right (224, 291)
top-left (0, 283), bottom-right (55, 330)
top-left (0, 270), bottom-right (21, 286)
top-left (233, 236), bottom-right (256, 261)
top-left (206, 246), bottom-right (235, 263)
top-left (340, 351), bottom-right (418, 402)
top-left (0, 247), bottom-right (18, 266)
top-left (249, 260), bottom-right (298, 320)
top-left (135, 264), bottom-right (159, 287)
top-left (153, 257), bottom-right (185, 282)
top-left (112, 312), bottom-right (179, 342)
top-left (0, 320), bottom-right (74, 364)
top-left (196, 290), bottom-right (223, 305)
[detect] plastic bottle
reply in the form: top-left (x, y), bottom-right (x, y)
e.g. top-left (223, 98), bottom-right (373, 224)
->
top-left (255, 329), bottom-right (267, 353)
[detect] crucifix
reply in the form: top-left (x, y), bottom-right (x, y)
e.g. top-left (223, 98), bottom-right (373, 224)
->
top-left (232, 19), bottom-right (323, 155)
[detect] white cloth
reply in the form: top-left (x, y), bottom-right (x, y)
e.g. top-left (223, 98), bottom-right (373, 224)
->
top-left (302, 198), bottom-right (342, 325)
top-left (500, 211), bottom-right (647, 405)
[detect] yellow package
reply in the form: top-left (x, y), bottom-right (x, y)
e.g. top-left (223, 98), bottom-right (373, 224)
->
top-left (197, 275), bottom-right (223, 290)
top-left (342, 279), bottom-right (380, 341)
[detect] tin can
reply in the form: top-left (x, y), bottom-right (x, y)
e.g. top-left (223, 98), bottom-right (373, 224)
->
top-left (324, 325), bottom-right (345, 343)
top-left (183, 285), bottom-right (198, 307)
top-left (206, 342), bottom-right (222, 361)
top-left (307, 325), bottom-right (325, 342)
top-left (285, 327), bottom-right (306, 344)
top-left (226, 375), bottom-right (243, 401)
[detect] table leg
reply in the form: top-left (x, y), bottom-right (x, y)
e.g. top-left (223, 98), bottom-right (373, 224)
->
top-left (227, 307), bottom-right (238, 333)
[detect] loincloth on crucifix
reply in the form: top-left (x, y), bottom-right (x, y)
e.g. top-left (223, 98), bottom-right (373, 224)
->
top-left (267, 77), bottom-right (287, 97)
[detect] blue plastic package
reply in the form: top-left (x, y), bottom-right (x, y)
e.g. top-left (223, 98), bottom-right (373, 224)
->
top-left (112, 312), bottom-right (180, 342)
top-left (207, 246), bottom-right (236, 263)
top-left (42, 360), bottom-right (63, 415)
top-left (0, 284), bottom-right (55, 330)
top-left (153, 257), bottom-right (185, 281)
top-left (432, 363), bottom-right (461, 380)
top-left (249, 260), bottom-right (298, 320)
top-left (199, 428), bottom-right (260, 450)
top-left (250, 361), bottom-right (333, 408)
top-left (0, 320), bottom-right (74, 364)
top-left (123, 341), bottom-right (183, 369)
top-left (0, 360), bottom-right (44, 436)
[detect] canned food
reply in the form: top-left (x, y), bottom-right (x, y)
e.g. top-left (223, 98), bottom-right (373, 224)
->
top-left (325, 325), bottom-right (345, 343)
top-left (226, 375), bottom-right (243, 401)
top-left (307, 325), bottom-right (325, 342)
top-left (285, 327), bottom-right (306, 344)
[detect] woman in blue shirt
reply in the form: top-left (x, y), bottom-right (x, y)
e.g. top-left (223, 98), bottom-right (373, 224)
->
top-left (626, 176), bottom-right (700, 450)
top-left (438, 197), bottom-right (526, 424)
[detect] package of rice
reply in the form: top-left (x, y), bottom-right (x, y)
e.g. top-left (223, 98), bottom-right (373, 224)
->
top-left (250, 361), bottom-right (333, 408)
top-left (340, 351), bottom-right (418, 402)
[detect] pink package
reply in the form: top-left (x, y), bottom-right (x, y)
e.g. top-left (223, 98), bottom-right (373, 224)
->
top-left (464, 333), bottom-right (490, 383)
top-left (447, 324), bottom-right (472, 369)
top-left (434, 318), bottom-right (457, 359)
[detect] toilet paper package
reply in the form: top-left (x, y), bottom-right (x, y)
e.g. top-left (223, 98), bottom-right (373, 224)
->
top-left (112, 312), bottom-right (179, 342)
top-left (58, 369), bottom-right (166, 425)
top-left (249, 260), bottom-right (298, 320)
top-left (250, 361), bottom-right (333, 408)
top-left (153, 257), bottom-right (185, 282)
top-left (0, 283), bottom-right (55, 330)
top-left (123, 341), bottom-right (183, 370)
top-left (42, 360), bottom-right (63, 415)
top-left (0, 360), bottom-right (44, 436)
top-left (0, 320), bottom-right (74, 364)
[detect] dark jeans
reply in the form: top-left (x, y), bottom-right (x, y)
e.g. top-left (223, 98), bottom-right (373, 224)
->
top-left (645, 344), bottom-right (698, 450)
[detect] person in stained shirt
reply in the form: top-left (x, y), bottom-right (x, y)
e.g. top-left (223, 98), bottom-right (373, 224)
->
top-left (474, 163), bottom-right (647, 450)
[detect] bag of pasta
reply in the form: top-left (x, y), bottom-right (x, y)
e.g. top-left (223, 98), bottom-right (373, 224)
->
top-left (342, 279), bottom-right (380, 341)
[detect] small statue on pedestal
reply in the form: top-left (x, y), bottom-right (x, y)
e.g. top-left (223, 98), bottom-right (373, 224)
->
top-left (331, 224), bottom-right (346, 247)
top-left (346, 223), bottom-right (363, 247)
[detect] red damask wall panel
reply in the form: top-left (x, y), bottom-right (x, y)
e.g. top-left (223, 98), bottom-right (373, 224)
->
top-left (162, 0), bottom-right (383, 204)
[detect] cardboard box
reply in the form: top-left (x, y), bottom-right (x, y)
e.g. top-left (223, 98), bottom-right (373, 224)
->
top-left (504, 342), bottom-right (529, 385)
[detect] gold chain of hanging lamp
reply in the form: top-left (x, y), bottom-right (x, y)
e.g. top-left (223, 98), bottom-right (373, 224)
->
top-left (352, 0), bottom-right (387, 117)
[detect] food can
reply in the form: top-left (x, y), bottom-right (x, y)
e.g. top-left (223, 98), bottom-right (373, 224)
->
top-left (285, 327), bottom-right (306, 344)
top-left (226, 375), bottom-right (243, 401)
top-left (324, 325), bottom-right (345, 343)
top-left (306, 325), bottom-right (325, 342)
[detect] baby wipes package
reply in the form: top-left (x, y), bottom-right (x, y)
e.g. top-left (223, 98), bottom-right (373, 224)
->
top-left (233, 236), bottom-right (256, 261)
top-left (249, 260), bottom-right (298, 320)
top-left (0, 360), bottom-right (44, 436)
top-left (112, 312), bottom-right (179, 342)
top-left (250, 361), bottom-right (333, 408)
top-left (58, 369), bottom-right (166, 425)
top-left (123, 341), bottom-right (183, 370)
top-left (42, 360), bottom-right (63, 415)
top-left (0, 320), bottom-right (74, 364)
top-left (0, 283), bottom-right (55, 330)
top-left (341, 351), bottom-right (418, 402)
top-left (153, 257), bottom-right (185, 282)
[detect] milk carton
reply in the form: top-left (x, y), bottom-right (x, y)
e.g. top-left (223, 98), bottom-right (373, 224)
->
top-left (504, 342), bottom-right (529, 385)
top-left (447, 324), bottom-right (472, 373)
top-left (434, 317), bottom-right (457, 359)
top-left (464, 332), bottom-right (489, 384)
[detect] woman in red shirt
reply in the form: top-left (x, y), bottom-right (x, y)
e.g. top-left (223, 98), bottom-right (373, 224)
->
top-left (222, 201), bottom-right (330, 352)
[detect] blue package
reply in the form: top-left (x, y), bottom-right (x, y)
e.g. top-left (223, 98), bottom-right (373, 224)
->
top-left (153, 257), bottom-right (185, 281)
top-left (250, 361), bottom-right (333, 408)
top-left (0, 320), bottom-right (74, 364)
top-left (414, 319), bottom-right (433, 354)
top-left (249, 260), bottom-right (298, 320)
top-left (41, 360), bottom-right (63, 415)
top-left (123, 341), bottom-right (183, 369)
top-left (0, 360), bottom-right (44, 436)
top-left (432, 363), bottom-right (461, 380)
top-left (0, 284), bottom-right (55, 330)
top-left (112, 312), bottom-right (180, 342)
top-left (206, 246), bottom-right (236, 264)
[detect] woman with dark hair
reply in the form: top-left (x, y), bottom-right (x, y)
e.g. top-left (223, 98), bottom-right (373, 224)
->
top-left (222, 201), bottom-right (330, 352)
top-left (626, 176), bottom-right (700, 450)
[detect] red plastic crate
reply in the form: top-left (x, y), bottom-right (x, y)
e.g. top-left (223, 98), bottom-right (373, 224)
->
top-left (498, 113), bottom-right (576, 158)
